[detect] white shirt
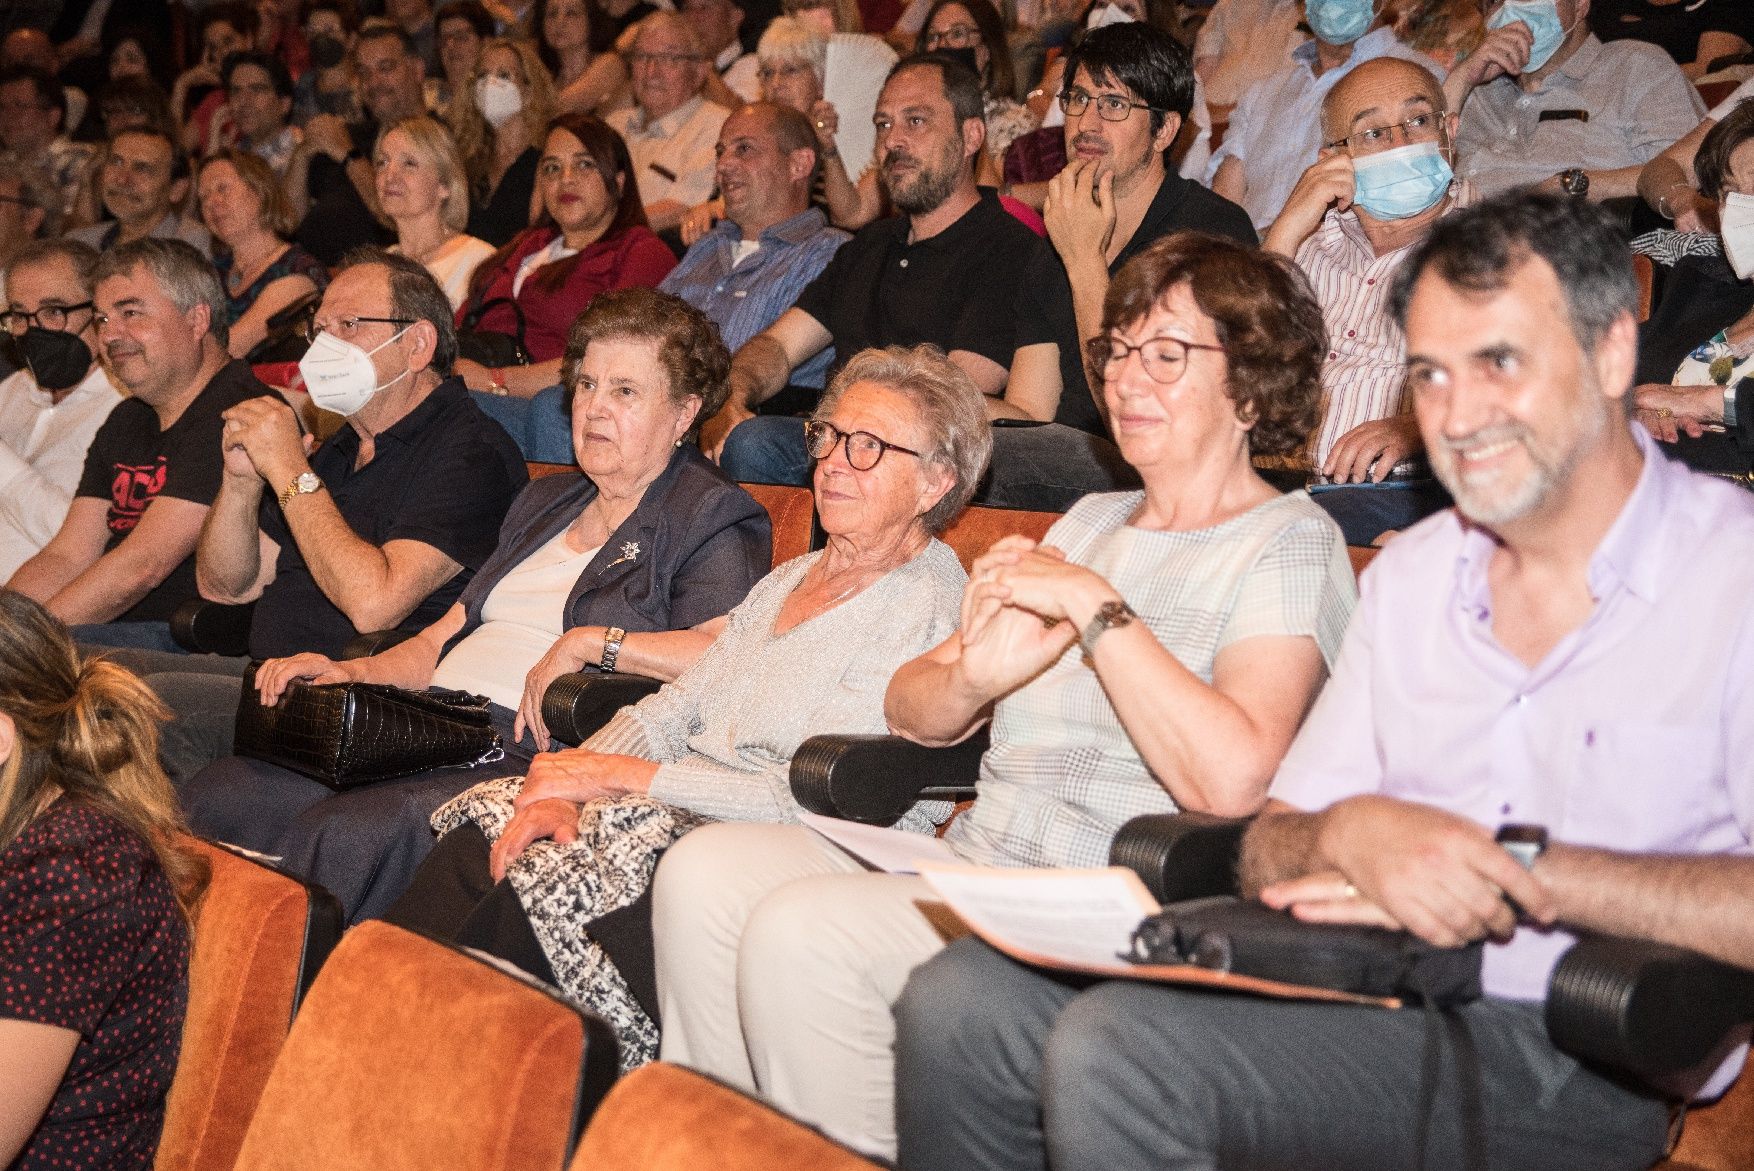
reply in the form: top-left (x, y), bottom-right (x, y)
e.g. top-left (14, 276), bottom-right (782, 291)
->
top-left (0, 363), bottom-right (122, 581)
top-left (430, 528), bottom-right (603, 711)
top-left (608, 95), bottom-right (731, 211)
top-left (396, 234), bottom-right (496, 311)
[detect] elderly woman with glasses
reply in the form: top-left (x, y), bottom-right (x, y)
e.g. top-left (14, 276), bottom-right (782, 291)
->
top-left (652, 232), bottom-right (1359, 1161)
top-left (385, 343), bottom-right (992, 1071)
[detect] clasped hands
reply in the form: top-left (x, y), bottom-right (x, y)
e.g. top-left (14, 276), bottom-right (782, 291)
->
top-left (222, 396), bottom-right (314, 490)
top-left (487, 750), bottom-right (660, 879)
top-left (954, 536), bottom-right (1121, 695)
top-left (1258, 795), bottom-right (1559, 949)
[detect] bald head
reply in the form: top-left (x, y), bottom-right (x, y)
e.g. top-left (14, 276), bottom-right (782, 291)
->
top-left (1320, 57), bottom-right (1445, 147)
top-left (0, 29), bottom-right (55, 72)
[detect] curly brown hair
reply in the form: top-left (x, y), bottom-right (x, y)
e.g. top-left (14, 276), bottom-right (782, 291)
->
top-left (1101, 232), bottom-right (1326, 459)
top-left (560, 287), bottom-right (731, 442)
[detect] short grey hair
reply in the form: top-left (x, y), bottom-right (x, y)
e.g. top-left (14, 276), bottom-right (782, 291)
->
top-left (92, 237), bottom-right (228, 349)
top-left (336, 247), bottom-right (459, 377)
top-left (816, 344), bottom-right (992, 534)
top-left (758, 16), bottom-right (827, 79)
top-left (0, 154), bottom-right (62, 237)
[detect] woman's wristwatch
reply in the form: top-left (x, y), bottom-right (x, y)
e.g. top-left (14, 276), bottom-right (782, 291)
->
top-left (1079, 599), bottom-right (1137, 657)
top-left (599, 626), bottom-right (626, 672)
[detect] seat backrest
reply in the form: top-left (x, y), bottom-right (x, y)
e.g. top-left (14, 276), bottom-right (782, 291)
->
top-left (1347, 545), bottom-right (1379, 579)
top-left (1633, 253), bottom-right (1655, 324)
top-left (156, 839), bottom-right (343, 1171)
top-left (1656, 1060), bottom-right (1754, 1171)
top-left (528, 461), bottom-right (575, 480)
top-left (231, 920), bottom-right (618, 1171)
top-left (940, 504), bottom-right (1061, 573)
top-left (569, 1063), bottom-right (881, 1171)
top-left (740, 482), bottom-right (817, 566)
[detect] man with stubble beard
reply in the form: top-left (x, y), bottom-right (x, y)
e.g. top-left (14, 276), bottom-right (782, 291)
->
top-left (700, 54), bottom-right (1051, 488)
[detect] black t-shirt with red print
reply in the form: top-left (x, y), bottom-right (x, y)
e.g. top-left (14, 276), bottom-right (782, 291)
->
top-left (0, 800), bottom-right (189, 1171)
top-left (73, 359), bottom-right (266, 623)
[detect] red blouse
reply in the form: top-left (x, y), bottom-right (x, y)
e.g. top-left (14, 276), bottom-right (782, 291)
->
top-left (460, 225), bottom-right (678, 363)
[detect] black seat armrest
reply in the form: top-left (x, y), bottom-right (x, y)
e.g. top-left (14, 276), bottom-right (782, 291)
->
top-left (1108, 813), bottom-right (1252, 904)
top-left (339, 629), bottom-right (414, 660)
top-left (541, 671), bottom-right (664, 746)
top-left (169, 599), bottom-right (256, 656)
top-left (789, 730), bottom-right (986, 826)
top-left (1546, 935), bottom-right (1754, 1081)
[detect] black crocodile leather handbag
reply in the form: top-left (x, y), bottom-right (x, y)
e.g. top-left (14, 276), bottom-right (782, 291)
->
top-left (234, 663), bottom-right (505, 791)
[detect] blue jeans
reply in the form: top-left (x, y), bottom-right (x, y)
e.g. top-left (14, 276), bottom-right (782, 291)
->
top-left (72, 620), bottom-right (183, 654)
top-left (1309, 478), bottom-right (1453, 546)
top-left (721, 416), bottom-right (812, 486)
top-left (470, 385), bottom-right (574, 464)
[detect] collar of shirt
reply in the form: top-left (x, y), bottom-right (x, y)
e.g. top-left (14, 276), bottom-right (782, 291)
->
top-left (627, 94), bottom-right (708, 139)
top-left (323, 375), bottom-right (468, 465)
top-left (706, 205), bottom-right (826, 253)
top-left (1289, 25), bottom-right (1400, 73)
top-left (1450, 423), bottom-right (1672, 624)
top-left (1543, 32), bottom-right (1604, 93)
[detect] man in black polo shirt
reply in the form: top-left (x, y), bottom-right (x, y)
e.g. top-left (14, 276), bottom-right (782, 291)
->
top-left (701, 54), bottom-right (1050, 486)
top-left (6, 238), bottom-right (262, 651)
top-left (284, 21), bottom-right (427, 266)
top-left (146, 250), bottom-right (526, 781)
top-left (997, 22), bottom-right (1257, 509)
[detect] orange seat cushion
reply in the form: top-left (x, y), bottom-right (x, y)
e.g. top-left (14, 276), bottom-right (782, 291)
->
top-left (741, 482), bottom-right (817, 566)
top-left (156, 839), bottom-right (324, 1171)
top-left (232, 921), bottom-right (599, 1171)
top-left (571, 1064), bottom-right (881, 1171)
top-left (941, 506), bottom-right (1060, 572)
top-left (1656, 1063), bottom-right (1753, 1171)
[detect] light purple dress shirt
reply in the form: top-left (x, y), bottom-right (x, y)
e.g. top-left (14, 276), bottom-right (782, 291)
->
top-left (1270, 426), bottom-right (1754, 1098)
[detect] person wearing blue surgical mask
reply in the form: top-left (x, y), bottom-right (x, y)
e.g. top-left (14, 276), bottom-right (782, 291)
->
top-left (1442, 0), bottom-right (1704, 200)
top-left (1304, 0), bottom-right (1378, 46)
top-left (1261, 56), bottom-right (1468, 544)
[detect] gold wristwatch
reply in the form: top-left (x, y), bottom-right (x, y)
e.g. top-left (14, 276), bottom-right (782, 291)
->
top-left (279, 471), bottom-right (323, 508)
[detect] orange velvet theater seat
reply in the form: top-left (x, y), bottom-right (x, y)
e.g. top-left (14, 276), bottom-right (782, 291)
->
top-left (156, 838), bottom-right (342, 1171)
top-left (570, 1063), bottom-right (882, 1170)
top-left (230, 920), bottom-right (617, 1171)
top-left (1657, 1064), bottom-right (1754, 1171)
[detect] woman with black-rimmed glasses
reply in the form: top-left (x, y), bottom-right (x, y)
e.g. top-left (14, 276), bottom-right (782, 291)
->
top-left (383, 343), bottom-right (993, 1071)
top-left (653, 232), bottom-right (1359, 1162)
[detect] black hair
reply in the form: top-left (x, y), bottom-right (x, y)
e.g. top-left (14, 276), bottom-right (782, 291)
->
top-left (1695, 98), bottom-right (1754, 204)
top-left (1388, 191), bottom-right (1638, 355)
top-left (1060, 21), bottom-right (1194, 136)
top-left (222, 50), bottom-right (295, 99)
top-left (888, 52), bottom-right (985, 127)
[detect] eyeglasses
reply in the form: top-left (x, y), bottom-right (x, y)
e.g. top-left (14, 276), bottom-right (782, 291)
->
top-left (628, 50), bottom-right (704, 68)
top-left (303, 315), bottom-right (417, 344)
top-left (1324, 111), bottom-right (1441, 152)
top-left (924, 23), bottom-right (981, 49)
top-left (804, 419), bottom-right (924, 471)
top-left (1059, 87), bottom-right (1161, 123)
top-left (757, 61), bottom-right (815, 81)
top-left (1085, 334), bottom-right (1226, 385)
top-left (0, 301), bottom-right (94, 334)
top-left (0, 193), bottom-right (35, 209)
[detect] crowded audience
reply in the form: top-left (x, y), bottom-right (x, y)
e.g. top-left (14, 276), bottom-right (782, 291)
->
top-left (0, 0), bottom-right (1750, 1167)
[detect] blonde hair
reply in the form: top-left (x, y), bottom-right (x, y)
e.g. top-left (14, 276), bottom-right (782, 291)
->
top-left (450, 37), bottom-right (558, 198)
top-left (0, 591), bottom-right (207, 917)
top-left (377, 115), bottom-right (473, 234)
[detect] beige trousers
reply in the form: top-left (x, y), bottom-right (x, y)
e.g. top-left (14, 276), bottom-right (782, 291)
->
top-left (653, 822), bottom-right (948, 1160)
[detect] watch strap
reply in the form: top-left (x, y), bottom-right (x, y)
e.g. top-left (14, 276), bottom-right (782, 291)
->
top-left (279, 472), bottom-right (321, 508)
top-left (1726, 379), bottom-right (1741, 430)
top-left (600, 626), bottom-right (626, 672)
top-left (1079, 600), bottom-right (1136, 658)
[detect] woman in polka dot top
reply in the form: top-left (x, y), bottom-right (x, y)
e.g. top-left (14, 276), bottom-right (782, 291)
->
top-left (0, 591), bottom-right (208, 1170)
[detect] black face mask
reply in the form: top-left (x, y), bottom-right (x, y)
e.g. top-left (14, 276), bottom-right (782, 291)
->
top-left (309, 33), bottom-right (347, 70)
top-left (930, 46), bottom-right (982, 77)
top-left (10, 327), bottom-right (94, 392)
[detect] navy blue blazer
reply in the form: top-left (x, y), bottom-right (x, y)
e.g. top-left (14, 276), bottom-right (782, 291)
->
top-left (443, 446), bottom-right (772, 658)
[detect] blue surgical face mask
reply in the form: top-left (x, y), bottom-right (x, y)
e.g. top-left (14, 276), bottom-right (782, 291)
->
top-left (1488, 0), bottom-right (1569, 73)
top-left (1351, 140), bottom-right (1453, 220)
top-left (1305, 0), bottom-right (1375, 45)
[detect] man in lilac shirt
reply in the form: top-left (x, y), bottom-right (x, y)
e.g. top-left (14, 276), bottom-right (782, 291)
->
top-left (890, 192), bottom-right (1754, 1171)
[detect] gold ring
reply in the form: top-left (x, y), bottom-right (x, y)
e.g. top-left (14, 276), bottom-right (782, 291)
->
top-left (815, 120), bottom-right (825, 128)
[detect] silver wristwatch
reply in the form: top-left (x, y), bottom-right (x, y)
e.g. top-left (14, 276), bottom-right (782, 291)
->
top-left (1079, 599), bottom-right (1137, 658)
top-left (599, 626), bottom-right (626, 672)
top-left (279, 470), bottom-right (323, 508)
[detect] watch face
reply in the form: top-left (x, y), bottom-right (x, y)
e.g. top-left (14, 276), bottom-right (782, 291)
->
top-left (296, 472), bottom-right (321, 493)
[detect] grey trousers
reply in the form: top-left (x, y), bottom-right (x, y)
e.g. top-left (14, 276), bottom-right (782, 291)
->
top-left (893, 936), bottom-right (1673, 1171)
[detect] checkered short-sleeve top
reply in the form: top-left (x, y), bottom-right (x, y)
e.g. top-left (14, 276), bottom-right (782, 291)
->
top-left (944, 489), bottom-right (1356, 870)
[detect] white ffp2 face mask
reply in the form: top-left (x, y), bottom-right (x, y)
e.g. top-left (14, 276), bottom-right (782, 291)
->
top-left (1722, 191), bottom-right (1754, 281)
top-left (298, 326), bottom-right (412, 416)
top-left (475, 75), bottom-right (525, 127)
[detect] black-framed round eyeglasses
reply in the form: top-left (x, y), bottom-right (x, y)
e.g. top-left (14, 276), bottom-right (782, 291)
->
top-left (1085, 335), bottom-right (1226, 385)
top-left (0, 301), bottom-right (94, 334)
top-left (804, 419), bottom-right (924, 471)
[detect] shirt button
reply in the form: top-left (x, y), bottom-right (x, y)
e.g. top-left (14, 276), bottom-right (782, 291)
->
top-left (1516, 694), bottom-right (1528, 706)
top-left (1346, 329), bottom-right (1356, 338)
top-left (1366, 277), bottom-right (1375, 286)
top-left (1328, 351), bottom-right (1338, 360)
top-left (899, 258), bottom-right (909, 268)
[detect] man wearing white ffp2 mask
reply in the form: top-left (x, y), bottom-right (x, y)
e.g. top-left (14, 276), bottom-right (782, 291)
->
top-left (1444, 0), bottom-right (1704, 200)
top-left (183, 249), bottom-right (525, 678)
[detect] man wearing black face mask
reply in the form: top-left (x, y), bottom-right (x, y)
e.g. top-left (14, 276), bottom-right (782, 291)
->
top-left (0, 239), bottom-right (122, 581)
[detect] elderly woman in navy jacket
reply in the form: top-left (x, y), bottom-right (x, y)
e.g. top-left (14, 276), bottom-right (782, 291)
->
top-left (180, 288), bottom-right (772, 922)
